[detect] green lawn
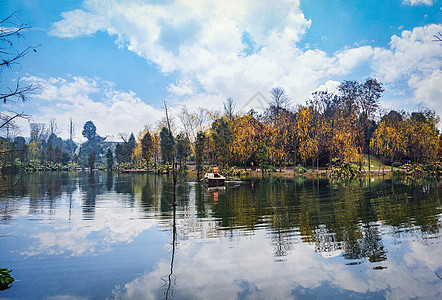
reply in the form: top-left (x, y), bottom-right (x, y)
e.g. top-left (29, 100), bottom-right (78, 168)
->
top-left (362, 154), bottom-right (386, 170)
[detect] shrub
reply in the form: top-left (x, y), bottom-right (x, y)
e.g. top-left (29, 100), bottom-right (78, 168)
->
top-left (294, 164), bottom-right (307, 174)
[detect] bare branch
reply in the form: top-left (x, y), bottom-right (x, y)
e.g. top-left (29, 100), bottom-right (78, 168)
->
top-left (433, 32), bottom-right (442, 42)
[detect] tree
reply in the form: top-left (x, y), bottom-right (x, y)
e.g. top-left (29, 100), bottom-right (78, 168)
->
top-left (212, 118), bottom-right (232, 169)
top-left (69, 117), bottom-right (75, 155)
top-left (195, 131), bottom-right (206, 178)
top-left (54, 146), bottom-right (62, 163)
top-left (258, 143), bottom-right (269, 176)
top-left (175, 132), bottom-right (190, 168)
top-left (141, 131), bottom-right (153, 170)
top-left (46, 143), bottom-right (54, 163)
top-left (270, 87), bottom-right (290, 110)
top-left (359, 78), bottom-right (383, 170)
top-left (224, 97), bottom-right (236, 122)
top-left (160, 127), bottom-right (174, 164)
top-left (126, 133), bottom-right (136, 163)
top-left (88, 152), bottom-right (96, 171)
top-left (266, 87), bottom-right (290, 122)
top-left (80, 121), bottom-right (103, 167)
top-left (337, 80), bottom-right (360, 116)
top-left (1, 11), bottom-right (38, 104)
top-left (106, 148), bottom-right (113, 171)
top-left (82, 121), bottom-right (97, 140)
top-left (230, 115), bottom-right (262, 169)
top-left (370, 114), bottom-right (406, 171)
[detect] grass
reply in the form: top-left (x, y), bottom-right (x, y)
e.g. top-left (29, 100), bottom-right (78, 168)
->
top-left (362, 154), bottom-right (387, 171)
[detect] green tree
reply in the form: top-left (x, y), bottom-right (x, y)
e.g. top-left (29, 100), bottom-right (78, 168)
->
top-left (82, 121), bottom-right (96, 140)
top-left (212, 118), bottom-right (232, 168)
top-left (106, 148), bottom-right (113, 171)
top-left (160, 127), bottom-right (174, 164)
top-left (195, 131), bottom-right (206, 178)
top-left (54, 146), bottom-right (62, 163)
top-left (175, 132), bottom-right (190, 167)
top-left (80, 121), bottom-right (103, 167)
top-left (88, 152), bottom-right (96, 171)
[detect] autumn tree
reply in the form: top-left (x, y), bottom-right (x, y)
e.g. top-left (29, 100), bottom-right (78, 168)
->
top-left (141, 131), bottom-right (153, 171)
top-left (405, 109), bottom-right (440, 163)
top-left (230, 115), bottom-right (262, 169)
top-left (370, 111), bottom-right (406, 170)
top-left (258, 143), bottom-right (269, 176)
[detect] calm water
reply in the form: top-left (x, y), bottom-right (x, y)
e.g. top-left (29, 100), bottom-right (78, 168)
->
top-left (0, 172), bottom-right (441, 299)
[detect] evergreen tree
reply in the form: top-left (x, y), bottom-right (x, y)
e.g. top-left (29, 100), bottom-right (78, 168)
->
top-left (106, 148), bottom-right (113, 171)
top-left (82, 121), bottom-right (96, 140)
top-left (79, 121), bottom-right (103, 167)
top-left (88, 152), bottom-right (96, 171)
top-left (54, 146), bottom-right (62, 163)
top-left (212, 118), bottom-right (232, 168)
top-left (160, 127), bottom-right (174, 164)
top-left (195, 131), bottom-right (206, 178)
top-left (175, 132), bottom-right (190, 167)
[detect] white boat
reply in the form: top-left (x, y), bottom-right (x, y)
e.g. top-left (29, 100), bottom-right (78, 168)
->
top-left (204, 167), bottom-right (225, 186)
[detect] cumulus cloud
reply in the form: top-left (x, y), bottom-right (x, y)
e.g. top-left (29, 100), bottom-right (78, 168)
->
top-left (22, 75), bottom-right (162, 141)
top-left (50, 0), bottom-right (382, 110)
top-left (49, 0), bottom-right (442, 121)
top-left (371, 24), bottom-right (442, 117)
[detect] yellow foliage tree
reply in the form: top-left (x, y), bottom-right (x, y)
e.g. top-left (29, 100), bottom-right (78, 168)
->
top-left (230, 115), bottom-right (263, 169)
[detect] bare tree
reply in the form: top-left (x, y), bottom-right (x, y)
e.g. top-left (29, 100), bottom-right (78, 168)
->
top-left (163, 101), bottom-right (177, 206)
top-left (0, 112), bottom-right (20, 139)
top-left (223, 97), bottom-right (236, 121)
top-left (49, 118), bottom-right (61, 136)
top-left (270, 87), bottom-right (290, 109)
top-left (1, 11), bottom-right (39, 104)
top-left (29, 122), bottom-right (49, 143)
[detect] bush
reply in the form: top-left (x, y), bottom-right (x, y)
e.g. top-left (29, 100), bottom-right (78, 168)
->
top-left (294, 164), bottom-right (307, 174)
top-left (329, 163), bottom-right (361, 177)
top-left (392, 161), bottom-right (402, 168)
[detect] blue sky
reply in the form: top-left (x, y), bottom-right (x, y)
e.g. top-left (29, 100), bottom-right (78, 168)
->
top-left (1, 0), bottom-right (441, 140)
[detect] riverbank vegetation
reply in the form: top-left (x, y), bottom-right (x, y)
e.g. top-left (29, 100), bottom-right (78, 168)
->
top-left (1, 80), bottom-right (441, 178)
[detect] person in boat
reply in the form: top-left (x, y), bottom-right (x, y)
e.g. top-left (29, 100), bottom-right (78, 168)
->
top-left (213, 166), bottom-right (221, 178)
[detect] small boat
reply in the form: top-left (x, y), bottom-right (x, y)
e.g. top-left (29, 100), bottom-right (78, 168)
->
top-left (204, 167), bottom-right (225, 186)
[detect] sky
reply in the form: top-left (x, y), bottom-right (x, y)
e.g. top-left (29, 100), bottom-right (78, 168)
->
top-left (1, 0), bottom-right (441, 141)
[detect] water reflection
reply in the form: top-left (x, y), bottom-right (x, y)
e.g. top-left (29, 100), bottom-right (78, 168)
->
top-left (0, 173), bottom-right (441, 299)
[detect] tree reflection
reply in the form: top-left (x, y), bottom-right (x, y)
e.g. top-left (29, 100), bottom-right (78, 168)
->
top-left (161, 204), bottom-right (177, 300)
top-left (81, 171), bottom-right (98, 220)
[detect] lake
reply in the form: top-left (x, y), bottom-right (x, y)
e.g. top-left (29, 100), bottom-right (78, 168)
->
top-left (0, 172), bottom-right (441, 299)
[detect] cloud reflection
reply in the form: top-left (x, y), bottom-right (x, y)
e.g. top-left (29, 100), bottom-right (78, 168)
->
top-left (20, 191), bottom-right (155, 257)
top-left (110, 228), bottom-right (442, 300)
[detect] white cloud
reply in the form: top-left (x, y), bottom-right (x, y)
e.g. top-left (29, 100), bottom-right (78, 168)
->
top-left (402, 0), bottom-right (433, 6)
top-left (50, 0), bottom-right (378, 110)
top-left (22, 75), bottom-right (162, 141)
top-left (50, 9), bottom-right (108, 38)
top-left (49, 1), bottom-right (442, 122)
top-left (372, 24), bottom-right (442, 117)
